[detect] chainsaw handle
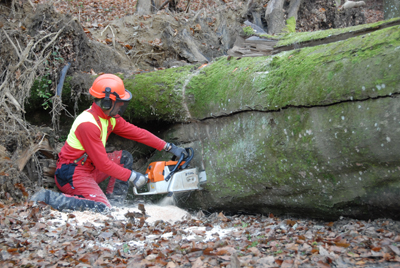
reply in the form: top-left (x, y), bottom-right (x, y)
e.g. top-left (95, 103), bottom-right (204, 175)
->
top-left (165, 147), bottom-right (194, 182)
top-left (181, 148), bottom-right (194, 169)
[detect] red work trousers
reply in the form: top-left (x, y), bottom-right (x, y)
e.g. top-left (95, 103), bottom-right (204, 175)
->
top-left (54, 150), bottom-right (125, 208)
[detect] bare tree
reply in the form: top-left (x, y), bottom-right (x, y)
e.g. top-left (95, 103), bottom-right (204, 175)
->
top-left (265, 0), bottom-right (286, 34)
top-left (136, 0), bottom-right (157, 15)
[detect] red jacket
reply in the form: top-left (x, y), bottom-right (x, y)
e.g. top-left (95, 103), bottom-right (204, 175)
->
top-left (58, 103), bottom-right (166, 181)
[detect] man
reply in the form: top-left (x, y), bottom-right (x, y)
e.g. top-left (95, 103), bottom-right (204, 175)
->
top-left (34, 74), bottom-right (186, 212)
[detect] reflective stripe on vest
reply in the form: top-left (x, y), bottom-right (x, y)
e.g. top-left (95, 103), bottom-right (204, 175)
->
top-left (66, 109), bottom-right (116, 150)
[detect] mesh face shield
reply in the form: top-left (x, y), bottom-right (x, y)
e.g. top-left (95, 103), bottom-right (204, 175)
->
top-left (117, 99), bottom-right (130, 116)
top-left (108, 90), bottom-right (132, 117)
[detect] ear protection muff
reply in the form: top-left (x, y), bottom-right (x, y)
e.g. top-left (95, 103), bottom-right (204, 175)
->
top-left (101, 87), bottom-right (112, 110)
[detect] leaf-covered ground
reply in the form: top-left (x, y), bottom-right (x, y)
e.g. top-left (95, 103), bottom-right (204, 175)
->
top-left (1, 200), bottom-right (399, 267)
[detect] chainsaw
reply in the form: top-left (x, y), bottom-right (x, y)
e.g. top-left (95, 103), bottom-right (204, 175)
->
top-left (133, 148), bottom-right (207, 196)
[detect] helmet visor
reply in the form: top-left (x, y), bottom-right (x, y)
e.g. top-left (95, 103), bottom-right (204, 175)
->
top-left (117, 100), bottom-right (130, 116)
top-left (109, 90), bottom-right (131, 117)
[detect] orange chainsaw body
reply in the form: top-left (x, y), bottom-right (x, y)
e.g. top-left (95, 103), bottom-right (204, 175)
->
top-left (145, 161), bottom-right (185, 183)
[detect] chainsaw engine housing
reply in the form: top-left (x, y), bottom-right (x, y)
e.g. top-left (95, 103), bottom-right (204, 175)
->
top-left (133, 148), bottom-right (206, 196)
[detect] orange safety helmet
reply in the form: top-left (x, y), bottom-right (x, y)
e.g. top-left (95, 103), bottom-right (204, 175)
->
top-left (89, 74), bottom-right (132, 101)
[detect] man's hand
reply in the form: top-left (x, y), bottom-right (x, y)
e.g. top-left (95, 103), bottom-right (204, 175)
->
top-left (165, 143), bottom-right (187, 158)
top-left (129, 170), bottom-right (147, 188)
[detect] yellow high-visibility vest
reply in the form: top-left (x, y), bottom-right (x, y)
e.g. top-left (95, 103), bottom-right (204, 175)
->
top-left (66, 107), bottom-right (116, 150)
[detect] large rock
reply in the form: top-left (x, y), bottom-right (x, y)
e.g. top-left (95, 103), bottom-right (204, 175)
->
top-left (165, 96), bottom-right (400, 220)
top-left (126, 20), bottom-right (400, 220)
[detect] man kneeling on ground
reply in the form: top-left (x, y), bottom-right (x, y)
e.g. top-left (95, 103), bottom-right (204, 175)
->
top-left (31, 74), bottom-right (186, 212)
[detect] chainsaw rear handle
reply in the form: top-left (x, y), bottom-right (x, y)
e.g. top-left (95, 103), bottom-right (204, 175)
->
top-left (165, 147), bottom-right (194, 182)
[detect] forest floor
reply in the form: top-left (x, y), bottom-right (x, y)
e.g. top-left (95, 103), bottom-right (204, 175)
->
top-left (1, 198), bottom-right (400, 267)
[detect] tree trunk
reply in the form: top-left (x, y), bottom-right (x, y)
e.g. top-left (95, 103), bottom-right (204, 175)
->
top-left (265, 0), bottom-right (286, 34)
top-left (384, 0), bottom-right (400, 20)
top-left (136, 0), bottom-right (155, 15)
top-left (287, 0), bottom-right (303, 20)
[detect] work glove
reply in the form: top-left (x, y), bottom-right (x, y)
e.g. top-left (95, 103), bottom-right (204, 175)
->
top-left (129, 170), bottom-right (147, 189)
top-left (165, 143), bottom-right (187, 158)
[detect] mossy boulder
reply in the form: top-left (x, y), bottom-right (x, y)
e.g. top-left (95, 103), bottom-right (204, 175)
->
top-left (163, 96), bottom-right (400, 220)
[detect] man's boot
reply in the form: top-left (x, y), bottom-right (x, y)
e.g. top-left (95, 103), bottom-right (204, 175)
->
top-left (30, 188), bottom-right (108, 212)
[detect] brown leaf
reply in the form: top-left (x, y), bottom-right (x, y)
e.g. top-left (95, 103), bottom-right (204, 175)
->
top-left (317, 261), bottom-right (330, 268)
top-left (14, 183), bottom-right (28, 197)
top-left (189, 248), bottom-right (203, 253)
top-left (203, 248), bottom-right (215, 255)
top-left (298, 235), bottom-right (306, 240)
top-left (286, 219), bottom-right (297, 226)
top-left (155, 258), bottom-right (168, 266)
top-left (216, 249), bottom-right (230, 255)
top-left (335, 242), bottom-right (350, 248)
top-left (139, 217), bottom-right (145, 227)
top-left (138, 203), bottom-right (146, 214)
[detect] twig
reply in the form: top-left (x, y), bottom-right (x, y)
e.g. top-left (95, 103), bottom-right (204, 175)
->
top-left (12, 39), bottom-right (34, 71)
top-left (185, 0), bottom-right (191, 12)
top-left (3, 29), bottom-right (21, 59)
top-left (3, 103), bottom-right (30, 135)
top-left (193, 8), bottom-right (204, 21)
top-left (5, 89), bottom-right (25, 113)
top-left (159, 0), bottom-right (169, 10)
top-left (101, 24), bottom-right (116, 49)
top-left (31, 32), bottom-right (57, 52)
top-left (38, 23), bottom-right (69, 58)
top-left (27, 0), bottom-right (36, 11)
